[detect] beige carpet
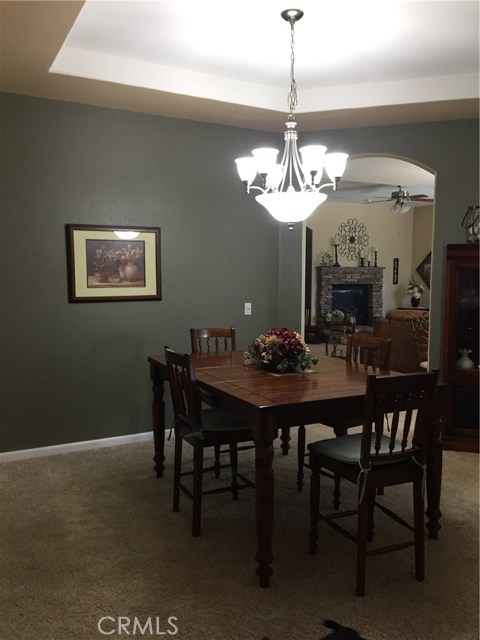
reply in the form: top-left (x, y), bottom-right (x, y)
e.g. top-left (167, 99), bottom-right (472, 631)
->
top-left (0, 425), bottom-right (478, 640)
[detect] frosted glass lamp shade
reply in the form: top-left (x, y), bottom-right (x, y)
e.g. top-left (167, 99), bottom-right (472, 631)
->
top-left (235, 157), bottom-right (257, 184)
top-left (324, 152), bottom-right (348, 181)
top-left (255, 189), bottom-right (327, 223)
top-left (299, 145), bottom-right (327, 174)
top-left (390, 201), bottom-right (412, 214)
top-left (252, 148), bottom-right (279, 175)
top-left (265, 164), bottom-right (283, 190)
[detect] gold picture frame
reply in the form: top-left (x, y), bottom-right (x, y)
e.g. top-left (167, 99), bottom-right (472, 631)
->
top-left (66, 224), bottom-right (161, 302)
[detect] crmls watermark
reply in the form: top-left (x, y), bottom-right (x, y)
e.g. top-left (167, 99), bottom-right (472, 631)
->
top-left (97, 616), bottom-right (179, 636)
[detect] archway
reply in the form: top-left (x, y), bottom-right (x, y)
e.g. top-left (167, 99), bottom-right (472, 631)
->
top-left (303, 154), bottom-right (435, 362)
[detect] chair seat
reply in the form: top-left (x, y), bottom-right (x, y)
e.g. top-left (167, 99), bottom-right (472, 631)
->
top-left (201, 407), bottom-right (251, 433)
top-left (182, 407), bottom-right (252, 445)
top-left (309, 433), bottom-right (406, 466)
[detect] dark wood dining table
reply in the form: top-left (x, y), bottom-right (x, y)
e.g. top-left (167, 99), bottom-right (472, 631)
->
top-left (148, 350), bottom-right (445, 587)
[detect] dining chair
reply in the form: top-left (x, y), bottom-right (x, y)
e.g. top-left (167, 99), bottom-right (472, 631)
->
top-left (190, 327), bottom-right (236, 354)
top-left (308, 370), bottom-right (438, 596)
top-left (164, 346), bottom-right (254, 537)
top-left (406, 315), bottom-right (430, 370)
top-left (190, 327), bottom-right (253, 478)
top-left (297, 334), bottom-right (392, 494)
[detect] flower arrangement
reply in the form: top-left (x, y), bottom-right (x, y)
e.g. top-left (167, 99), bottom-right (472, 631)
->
top-left (245, 327), bottom-right (318, 373)
top-left (322, 308), bottom-right (345, 325)
top-left (407, 277), bottom-right (425, 298)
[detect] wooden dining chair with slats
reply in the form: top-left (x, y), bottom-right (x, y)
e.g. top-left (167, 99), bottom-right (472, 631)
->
top-left (297, 334), bottom-right (392, 496)
top-left (308, 369), bottom-right (438, 596)
top-left (190, 327), bottom-right (254, 477)
top-left (406, 315), bottom-right (430, 370)
top-left (190, 327), bottom-right (236, 354)
top-left (164, 346), bottom-right (254, 537)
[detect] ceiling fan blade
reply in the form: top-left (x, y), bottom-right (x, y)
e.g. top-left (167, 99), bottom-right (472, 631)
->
top-left (410, 194), bottom-right (434, 202)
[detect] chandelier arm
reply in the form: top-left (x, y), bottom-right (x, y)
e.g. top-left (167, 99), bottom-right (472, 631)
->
top-left (247, 184), bottom-right (266, 195)
top-left (277, 138), bottom-right (290, 192)
top-left (290, 139), bottom-right (306, 191)
top-left (316, 181), bottom-right (336, 193)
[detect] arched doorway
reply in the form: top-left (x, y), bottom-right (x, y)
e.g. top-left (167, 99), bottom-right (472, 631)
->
top-left (303, 155), bottom-right (435, 361)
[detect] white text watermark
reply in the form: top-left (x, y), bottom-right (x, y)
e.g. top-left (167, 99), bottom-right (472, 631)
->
top-left (97, 616), bottom-right (178, 636)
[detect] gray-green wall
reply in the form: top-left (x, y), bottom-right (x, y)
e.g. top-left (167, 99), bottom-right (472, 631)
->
top-left (1, 93), bottom-right (478, 452)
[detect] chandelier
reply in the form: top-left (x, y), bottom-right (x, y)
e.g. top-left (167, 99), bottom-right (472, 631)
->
top-left (235, 9), bottom-right (348, 229)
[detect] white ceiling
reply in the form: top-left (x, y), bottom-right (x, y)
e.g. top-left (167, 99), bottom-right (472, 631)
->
top-left (1, 0), bottom-right (478, 202)
top-left (50, 0), bottom-right (479, 119)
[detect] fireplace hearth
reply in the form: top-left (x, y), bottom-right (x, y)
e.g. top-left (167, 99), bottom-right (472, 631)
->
top-left (316, 266), bottom-right (384, 326)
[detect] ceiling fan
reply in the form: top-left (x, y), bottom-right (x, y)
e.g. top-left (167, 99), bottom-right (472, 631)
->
top-left (364, 185), bottom-right (434, 206)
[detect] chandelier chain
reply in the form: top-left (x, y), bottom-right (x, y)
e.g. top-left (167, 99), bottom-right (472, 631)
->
top-left (287, 19), bottom-right (298, 118)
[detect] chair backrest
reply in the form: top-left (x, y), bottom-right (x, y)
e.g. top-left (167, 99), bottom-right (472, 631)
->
top-left (407, 316), bottom-right (429, 366)
top-left (345, 334), bottom-right (392, 371)
top-left (190, 327), bottom-right (236, 354)
top-left (164, 347), bottom-right (202, 431)
top-left (360, 370), bottom-right (438, 469)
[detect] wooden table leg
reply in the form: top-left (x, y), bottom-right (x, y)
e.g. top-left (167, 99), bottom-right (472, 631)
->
top-left (280, 427), bottom-right (290, 455)
top-left (254, 436), bottom-right (275, 587)
top-left (425, 402), bottom-right (445, 539)
top-left (150, 363), bottom-right (166, 478)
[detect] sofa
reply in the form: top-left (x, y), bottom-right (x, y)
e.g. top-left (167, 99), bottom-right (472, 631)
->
top-left (373, 309), bottom-right (429, 372)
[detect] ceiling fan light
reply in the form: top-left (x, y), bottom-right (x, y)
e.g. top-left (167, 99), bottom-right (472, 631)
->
top-left (255, 190), bottom-right (327, 223)
top-left (390, 201), bottom-right (412, 214)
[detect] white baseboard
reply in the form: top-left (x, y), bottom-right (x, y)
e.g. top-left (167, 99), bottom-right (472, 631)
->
top-left (0, 431), bottom-right (154, 463)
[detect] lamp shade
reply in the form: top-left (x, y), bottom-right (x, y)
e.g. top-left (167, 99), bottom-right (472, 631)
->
top-left (235, 157), bottom-right (257, 184)
top-left (252, 148), bottom-right (279, 175)
top-left (324, 153), bottom-right (348, 181)
top-left (255, 190), bottom-right (327, 223)
top-left (390, 201), bottom-right (412, 214)
top-left (299, 145), bottom-right (327, 174)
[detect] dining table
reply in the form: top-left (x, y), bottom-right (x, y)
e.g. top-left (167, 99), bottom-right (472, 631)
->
top-left (148, 350), bottom-right (446, 587)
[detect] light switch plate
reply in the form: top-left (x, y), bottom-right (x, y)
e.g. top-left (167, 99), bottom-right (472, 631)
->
top-left (244, 302), bottom-right (252, 315)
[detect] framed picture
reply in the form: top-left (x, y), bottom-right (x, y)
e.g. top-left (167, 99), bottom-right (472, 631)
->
top-left (416, 251), bottom-right (431, 289)
top-left (66, 224), bottom-right (161, 302)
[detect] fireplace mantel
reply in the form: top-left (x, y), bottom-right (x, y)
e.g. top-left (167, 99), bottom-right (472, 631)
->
top-left (316, 266), bottom-right (385, 326)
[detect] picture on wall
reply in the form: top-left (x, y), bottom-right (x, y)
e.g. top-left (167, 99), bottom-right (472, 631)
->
top-left (393, 258), bottom-right (399, 284)
top-left (66, 224), bottom-right (161, 302)
top-left (416, 251), bottom-right (431, 289)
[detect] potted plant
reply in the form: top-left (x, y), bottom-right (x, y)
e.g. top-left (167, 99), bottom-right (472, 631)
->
top-left (245, 327), bottom-right (318, 373)
top-left (407, 277), bottom-right (425, 307)
top-left (92, 246), bottom-right (109, 282)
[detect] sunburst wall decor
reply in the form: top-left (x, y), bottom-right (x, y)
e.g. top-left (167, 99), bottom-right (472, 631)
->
top-left (335, 218), bottom-right (369, 261)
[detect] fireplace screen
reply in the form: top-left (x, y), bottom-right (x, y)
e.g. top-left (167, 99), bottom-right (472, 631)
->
top-left (332, 284), bottom-right (369, 326)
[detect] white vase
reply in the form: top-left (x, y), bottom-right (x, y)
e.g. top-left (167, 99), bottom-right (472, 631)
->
top-left (455, 349), bottom-right (475, 369)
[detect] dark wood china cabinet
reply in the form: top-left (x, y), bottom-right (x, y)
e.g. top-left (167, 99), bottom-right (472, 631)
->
top-left (442, 244), bottom-right (479, 452)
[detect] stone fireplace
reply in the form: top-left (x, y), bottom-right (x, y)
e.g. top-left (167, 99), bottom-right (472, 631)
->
top-left (316, 266), bottom-right (385, 326)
